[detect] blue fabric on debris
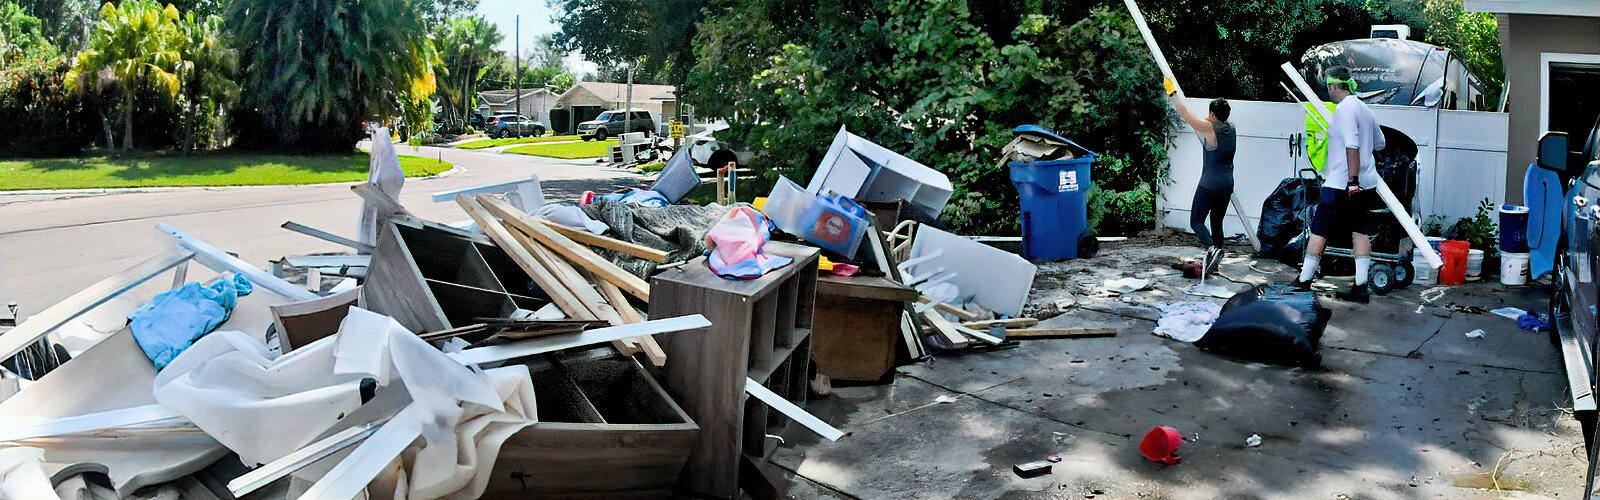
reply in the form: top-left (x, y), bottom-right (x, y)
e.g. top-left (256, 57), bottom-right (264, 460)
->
top-left (1517, 313), bottom-right (1551, 333)
top-left (129, 274), bottom-right (254, 369)
top-left (602, 188), bottom-right (670, 208)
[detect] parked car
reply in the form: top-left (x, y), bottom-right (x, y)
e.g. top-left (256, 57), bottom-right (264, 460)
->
top-left (686, 121), bottom-right (755, 170)
top-left (468, 114), bottom-right (486, 131)
top-left (1535, 118), bottom-right (1600, 492)
top-left (577, 110), bottom-right (655, 141)
top-left (487, 114), bottom-right (544, 139)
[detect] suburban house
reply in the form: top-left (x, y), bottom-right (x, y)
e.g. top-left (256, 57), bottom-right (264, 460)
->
top-left (549, 81), bottom-right (677, 134)
top-left (1466, 0), bottom-right (1600, 201)
top-left (475, 88), bottom-right (554, 127)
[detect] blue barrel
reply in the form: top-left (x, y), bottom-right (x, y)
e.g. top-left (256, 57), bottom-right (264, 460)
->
top-left (1499, 204), bottom-right (1529, 253)
top-left (1007, 125), bottom-right (1096, 261)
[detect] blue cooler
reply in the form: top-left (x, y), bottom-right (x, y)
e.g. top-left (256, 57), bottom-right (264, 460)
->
top-left (1007, 125), bottom-right (1097, 261)
top-left (1498, 204), bottom-right (1529, 253)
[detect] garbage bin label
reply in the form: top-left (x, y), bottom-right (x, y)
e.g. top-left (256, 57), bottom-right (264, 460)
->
top-left (1058, 170), bottom-right (1079, 193)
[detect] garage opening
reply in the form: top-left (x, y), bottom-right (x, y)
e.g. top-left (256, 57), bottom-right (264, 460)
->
top-left (1544, 56), bottom-right (1600, 166)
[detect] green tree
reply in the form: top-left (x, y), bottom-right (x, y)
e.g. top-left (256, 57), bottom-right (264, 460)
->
top-left (66, 0), bottom-right (182, 153)
top-left (14, 0), bottom-right (97, 49)
top-left (550, 0), bottom-right (704, 86)
top-left (173, 11), bottom-right (236, 153)
top-left (1419, 0), bottom-right (1503, 108)
top-left (1, 1), bottom-right (54, 61)
top-left (434, 14), bottom-right (502, 130)
top-left (226, 0), bottom-right (438, 152)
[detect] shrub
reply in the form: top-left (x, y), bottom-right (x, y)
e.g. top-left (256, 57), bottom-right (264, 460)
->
top-left (0, 55), bottom-right (97, 157)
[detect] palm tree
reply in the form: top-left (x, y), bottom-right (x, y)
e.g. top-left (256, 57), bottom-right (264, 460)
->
top-left (227, 0), bottom-right (438, 152)
top-left (65, 0), bottom-right (181, 152)
top-left (174, 11), bottom-right (236, 153)
top-left (434, 14), bottom-right (502, 130)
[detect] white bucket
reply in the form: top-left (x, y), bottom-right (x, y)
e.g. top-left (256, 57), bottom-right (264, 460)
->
top-left (1413, 251), bottom-right (1437, 286)
top-left (1501, 252), bottom-right (1530, 285)
top-left (1466, 249), bottom-right (1485, 278)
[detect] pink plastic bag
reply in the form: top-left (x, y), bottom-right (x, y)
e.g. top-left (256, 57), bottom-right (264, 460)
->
top-left (705, 206), bottom-right (793, 279)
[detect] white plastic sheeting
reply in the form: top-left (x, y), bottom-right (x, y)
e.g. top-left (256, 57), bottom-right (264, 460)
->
top-left (359, 127), bottom-right (405, 248)
top-left (154, 307), bottom-right (535, 500)
top-left (0, 447), bottom-right (61, 500)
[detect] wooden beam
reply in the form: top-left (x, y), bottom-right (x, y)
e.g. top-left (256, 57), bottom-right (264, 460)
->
top-left (962, 318), bottom-right (1039, 329)
top-left (745, 378), bottom-right (844, 441)
top-left (455, 195), bottom-right (591, 319)
top-left (450, 315), bottom-right (710, 366)
top-left (0, 248), bottom-right (193, 363)
top-left (1005, 327), bottom-right (1117, 339)
top-left (597, 279), bottom-right (667, 366)
top-left (540, 220), bottom-right (670, 263)
top-left (916, 296), bottom-right (983, 322)
top-left (480, 196), bottom-right (652, 301)
top-left (158, 223), bottom-right (318, 302)
top-left (918, 309), bottom-right (970, 349)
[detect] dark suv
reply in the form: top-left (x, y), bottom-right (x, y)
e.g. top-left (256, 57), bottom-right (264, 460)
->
top-left (577, 110), bottom-right (654, 141)
top-left (487, 115), bottom-right (544, 139)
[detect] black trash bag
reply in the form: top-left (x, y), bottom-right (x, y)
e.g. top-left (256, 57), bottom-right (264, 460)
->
top-left (1257, 177), bottom-right (1319, 261)
top-left (1193, 285), bottom-right (1331, 368)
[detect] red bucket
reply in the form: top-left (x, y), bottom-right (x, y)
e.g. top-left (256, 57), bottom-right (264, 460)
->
top-left (1139, 426), bottom-right (1182, 464)
top-left (1439, 240), bottom-right (1469, 285)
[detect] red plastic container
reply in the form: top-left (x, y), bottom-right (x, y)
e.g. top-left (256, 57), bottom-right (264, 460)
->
top-left (1439, 240), bottom-right (1469, 285)
top-left (1139, 426), bottom-right (1182, 464)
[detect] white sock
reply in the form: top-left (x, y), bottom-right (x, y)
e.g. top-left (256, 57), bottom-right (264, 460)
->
top-left (1354, 256), bottom-right (1372, 285)
top-left (1299, 255), bottom-right (1321, 282)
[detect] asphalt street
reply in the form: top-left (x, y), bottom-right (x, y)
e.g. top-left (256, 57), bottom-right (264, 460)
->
top-left (0, 145), bottom-right (643, 315)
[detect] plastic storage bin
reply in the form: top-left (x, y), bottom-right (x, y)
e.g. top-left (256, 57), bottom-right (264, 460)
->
top-left (1439, 240), bottom-right (1469, 285)
top-left (1498, 204), bottom-right (1529, 253)
top-left (1007, 125), bottom-right (1097, 261)
top-left (649, 148), bottom-right (701, 203)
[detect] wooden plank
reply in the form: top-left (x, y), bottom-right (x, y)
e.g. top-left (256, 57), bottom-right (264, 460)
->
top-left (962, 318), bottom-right (1039, 329)
top-left (540, 220), bottom-right (670, 263)
top-left (918, 309), bottom-right (970, 349)
top-left (744, 378), bottom-right (843, 441)
top-left (597, 280), bottom-right (667, 367)
top-left (455, 195), bottom-right (591, 319)
top-left (916, 296), bottom-right (983, 322)
top-left (480, 195), bottom-right (652, 301)
top-left (451, 315), bottom-right (710, 366)
top-left (280, 221), bottom-right (375, 253)
top-left (0, 248), bottom-right (193, 363)
top-left (1005, 327), bottom-right (1117, 339)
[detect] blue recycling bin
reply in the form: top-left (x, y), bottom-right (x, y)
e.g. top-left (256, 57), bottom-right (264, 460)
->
top-left (1007, 125), bottom-right (1098, 261)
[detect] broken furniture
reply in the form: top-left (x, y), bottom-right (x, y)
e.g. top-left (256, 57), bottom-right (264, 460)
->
top-left (483, 348), bottom-right (699, 498)
top-left (806, 126), bottom-right (954, 221)
top-left (362, 218), bottom-right (550, 334)
top-left (811, 275), bottom-right (918, 382)
top-left (269, 286), bottom-right (361, 351)
top-left (901, 225), bottom-right (1037, 317)
top-left (650, 241), bottom-right (820, 498)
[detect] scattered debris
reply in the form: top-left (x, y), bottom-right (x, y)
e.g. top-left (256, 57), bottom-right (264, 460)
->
top-left (1245, 434), bottom-right (1262, 447)
top-left (935, 395), bottom-right (959, 404)
top-left (1465, 329), bottom-right (1486, 339)
top-left (1102, 277), bottom-right (1151, 295)
top-left (1012, 460), bottom-right (1054, 478)
top-left (1153, 302), bottom-right (1221, 343)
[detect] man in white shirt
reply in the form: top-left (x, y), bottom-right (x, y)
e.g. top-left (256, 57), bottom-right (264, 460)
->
top-left (1292, 66), bottom-right (1386, 303)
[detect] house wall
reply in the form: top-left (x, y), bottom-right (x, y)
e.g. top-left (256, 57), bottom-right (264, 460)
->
top-left (1501, 14), bottom-right (1600, 202)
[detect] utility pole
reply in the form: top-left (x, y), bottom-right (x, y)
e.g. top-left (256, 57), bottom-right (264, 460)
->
top-left (624, 59), bottom-right (634, 137)
top-left (515, 15), bottom-right (521, 132)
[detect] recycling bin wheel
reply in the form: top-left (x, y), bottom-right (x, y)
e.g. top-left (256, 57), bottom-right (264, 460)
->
top-left (1077, 234), bottom-right (1099, 259)
top-left (1369, 263), bottom-right (1394, 295)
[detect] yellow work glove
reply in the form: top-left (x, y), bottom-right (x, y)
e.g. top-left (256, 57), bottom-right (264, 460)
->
top-left (1163, 77), bottom-right (1177, 96)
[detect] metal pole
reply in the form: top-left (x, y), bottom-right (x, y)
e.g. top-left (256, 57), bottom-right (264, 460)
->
top-left (515, 15), bottom-right (521, 133)
top-left (624, 60), bottom-right (634, 137)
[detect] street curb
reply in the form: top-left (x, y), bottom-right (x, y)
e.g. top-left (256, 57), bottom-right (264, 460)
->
top-left (0, 164), bottom-right (465, 197)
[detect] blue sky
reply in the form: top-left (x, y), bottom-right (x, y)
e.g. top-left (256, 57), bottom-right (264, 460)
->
top-left (473, 0), bottom-right (597, 74)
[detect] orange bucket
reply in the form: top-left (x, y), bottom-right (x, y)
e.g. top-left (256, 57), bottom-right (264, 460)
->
top-left (1439, 240), bottom-right (1469, 285)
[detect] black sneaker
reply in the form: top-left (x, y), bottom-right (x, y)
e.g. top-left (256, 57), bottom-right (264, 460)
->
top-left (1289, 278), bottom-right (1314, 291)
top-left (1334, 284), bottom-right (1370, 304)
top-left (1204, 247), bottom-right (1224, 276)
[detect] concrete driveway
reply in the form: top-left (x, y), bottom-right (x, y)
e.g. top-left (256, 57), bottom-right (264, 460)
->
top-left (0, 145), bottom-right (641, 315)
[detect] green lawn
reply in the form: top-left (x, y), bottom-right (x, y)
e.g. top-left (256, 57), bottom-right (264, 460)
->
top-left (456, 135), bottom-right (581, 150)
top-left (0, 152), bottom-right (452, 190)
top-left (505, 139), bottom-right (618, 159)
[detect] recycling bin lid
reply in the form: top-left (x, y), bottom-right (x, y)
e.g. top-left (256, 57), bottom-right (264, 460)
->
top-left (1012, 125), bottom-right (1096, 159)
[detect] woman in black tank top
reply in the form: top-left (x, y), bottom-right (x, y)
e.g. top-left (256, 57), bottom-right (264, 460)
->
top-left (1165, 77), bottom-right (1236, 275)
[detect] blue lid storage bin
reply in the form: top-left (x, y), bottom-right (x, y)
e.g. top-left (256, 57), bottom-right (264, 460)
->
top-left (1006, 125), bottom-right (1097, 261)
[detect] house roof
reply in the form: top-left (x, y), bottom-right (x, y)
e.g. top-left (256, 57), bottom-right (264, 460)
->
top-left (560, 81), bottom-right (676, 104)
top-left (477, 88), bottom-right (549, 105)
top-left (1466, 0), bottom-right (1599, 17)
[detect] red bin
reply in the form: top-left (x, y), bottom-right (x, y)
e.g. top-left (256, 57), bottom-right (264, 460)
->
top-left (1439, 240), bottom-right (1469, 285)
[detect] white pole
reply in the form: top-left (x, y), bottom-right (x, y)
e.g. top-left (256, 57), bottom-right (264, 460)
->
top-left (1279, 62), bottom-right (1443, 269)
top-left (1122, 0), bottom-right (1260, 252)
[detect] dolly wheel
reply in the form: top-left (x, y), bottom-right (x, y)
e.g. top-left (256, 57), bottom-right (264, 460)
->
top-left (1078, 234), bottom-right (1100, 259)
top-left (1394, 261), bottom-right (1415, 289)
top-left (1369, 263), bottom-right (1394, 295)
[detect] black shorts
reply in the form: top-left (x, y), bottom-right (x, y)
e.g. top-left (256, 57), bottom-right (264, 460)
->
top-left (1310, 187), bottom-right (1382, 237)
